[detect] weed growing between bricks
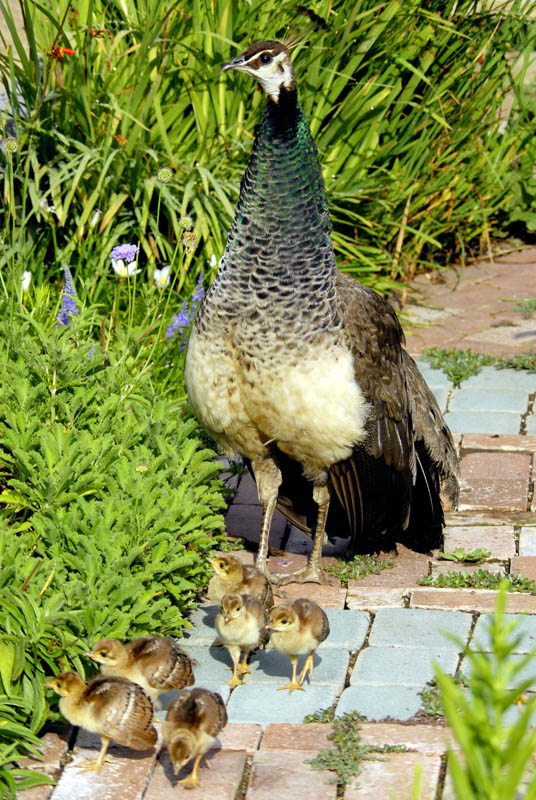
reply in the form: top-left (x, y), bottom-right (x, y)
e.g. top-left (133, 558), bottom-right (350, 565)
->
top-left (418, 569), bottom-right (536, 592)
top-left (422, 348), bottom-right (536, 387)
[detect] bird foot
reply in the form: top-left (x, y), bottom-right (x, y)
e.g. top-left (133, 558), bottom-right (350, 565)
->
top-left (238, 662), bottom-right (251, 675)
top-left (177, 775), bottom-right (200, 789)
top-left (227, 673), bottom-right (244, 688)
top-left (76, 756), bottom-right (112, 773)
top-left (271, 565), bottom-right (332, 586)
top-left (277, 680), bottom-right (305, 694)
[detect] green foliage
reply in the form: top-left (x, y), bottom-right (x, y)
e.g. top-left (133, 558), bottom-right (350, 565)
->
top-left (2, 0), bottom-right (536, 297)
top-left (439, 548), bottom-right (491, 563)
top-left (421, 348), bottom-right (496, 386)
top-left (306, 711), bottom-right (407, 788)
top-left (324, 554), bottom-right (393, 586)
top-left (435, 584), bottom-right (536, 799)
top-left (418, 570), bottom-right (536, 592)
top-left (419, 673), bottom-right (468, 719)
top-left (510, 297), bottom-right (536, 318)
top-left (304, 706), bottom-right (336, 724)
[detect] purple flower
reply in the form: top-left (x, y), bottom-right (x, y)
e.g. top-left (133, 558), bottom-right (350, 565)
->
top-left (110, 243), bottom-right (139, 263)
top-left (191, 272), bottom-right (204, 308)
top-left (165, 276), bottom-right (205, 350)
top-left (57, 266), bottom-right (78, 327)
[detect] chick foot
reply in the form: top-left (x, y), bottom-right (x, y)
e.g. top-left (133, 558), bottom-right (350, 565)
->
top-left (277, 679), bottom-right (305, 693)
top-left (272, 564), bottom-right (332, 586)
top-left (76, 756), bottom-right (113, 773)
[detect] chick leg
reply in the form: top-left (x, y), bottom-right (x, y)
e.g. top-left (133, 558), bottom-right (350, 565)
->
top-left (226, 645), bottom-right (244, 688)
top-left (178, 754), bottom-right (202, 789)
top-left (277, 655), bottom-right (305, 693)
top-left (238, 651), bottom-right (251, 675)
top-left (276, 485), bottom-right (332, 585)
top-left (77, 735), bottom-right (112, 773)
top-left (252, 458), bottom-right (282, 578)
top-left (299, 651), bottom-right (315, 686)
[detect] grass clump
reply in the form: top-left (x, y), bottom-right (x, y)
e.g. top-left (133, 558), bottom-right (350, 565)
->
top-left (419, 674), bottom-right (468, 719)
top-left (324, 554), bottom-right (394, 586)
top-left (305, 711), bottom-right (407, 789)
top-left (418, 570), bottom-right (536, 593)
top-left (422, 347), bottom-right (536, 385)
top-left (435, 584), bottom-right (536, 799)
top-left (438, 548), bottom-right (491, 563)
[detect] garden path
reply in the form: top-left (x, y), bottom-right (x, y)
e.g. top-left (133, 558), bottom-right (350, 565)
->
top-left (17, 247), bottom-right (536, 799)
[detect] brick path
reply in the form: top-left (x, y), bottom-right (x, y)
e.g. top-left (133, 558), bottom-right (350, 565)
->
top-left (16, 251), bottom-right (536, 798)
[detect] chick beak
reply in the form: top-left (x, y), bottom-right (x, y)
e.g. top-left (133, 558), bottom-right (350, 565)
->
top-left (173, 761), bottom-right (183, 777)
top-left (221, 54), bottom-right (247, 73)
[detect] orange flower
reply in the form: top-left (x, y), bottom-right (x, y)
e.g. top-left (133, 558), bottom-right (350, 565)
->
top-left (49, 45), bottom-right (75, 62)
top-left (112, 134), bottom-right (128, 146)
top-left (89, 28), bottom-right (108, 38)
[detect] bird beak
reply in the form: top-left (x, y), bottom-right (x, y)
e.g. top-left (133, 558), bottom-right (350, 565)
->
top-left (207, 557), bottom-right (216, 568)
top-left (221, 54), bottom-right (247, 73)
top-left (84, 651), bottom-right (96, 659)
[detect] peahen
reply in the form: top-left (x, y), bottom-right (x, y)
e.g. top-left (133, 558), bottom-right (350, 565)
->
top-left (185, 40), bottom-right (459, 585)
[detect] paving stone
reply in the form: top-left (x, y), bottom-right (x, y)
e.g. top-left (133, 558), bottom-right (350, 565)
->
top-left (247, 750), bottom-right (337, 800)
top-left (458, 451), bottom-right (530, 510)
top-left (410, 587), bottom-right (536, 614)
top-left (321, 609), bottom-right (370, 650)
top-left (247, 647), bottom-right (349, 689)
top-left (369, 608), bottom-right (472, 649)
top-left (259, 723), bottom-right (334, 751)
top-left (226, 683), bottom-right (339, 725)
top-left (461, 433), bottom-right (536, 453)
top-left (519, 527), bottom-right (536, 556)
top-left (180, 604), bottom-right (219, 646)
top-left (461, 366), bottom-right (536, 392)
top-left (443, 524), bottom-right (515, 559)
top-left (414, 363), bottom-right (452, 389)
top-left (527, 414), bottom-right (536, 435)
top-left (350, 646), bottom-right (459, 688)
top-left (430, 385), bottom-right (449, 411)
top-left (358, 722), bottom-right (450, 754)
top-left (511, 556), bottom-right (536, 581)
top-left (215, 723), bottom-right (263, 753)
top-left (344, 752), bottom-right (442, 800)
top-left (450, 388), bottom-right (529, 413)
top-left (336, 684), bottom-right (422, 721)
top-left (473, 613), bottom-right (536, 653)
top-left (182, 643), bottom-right (246, 687)
top-left (144, 748), bottom-right (246, 799)
top-left (445, 410), bottom-right (521, 435)
top-left (346, 586), bottom-right (408, 610)
top-left (462, 652), bottom-right (536, 692)
top-left (347, 546), bottom-right (430, 588)
top-left (50, 733), bottom-right (158, 800)
top-left (430, 560), bottom-right (506, 578)
top-left (280, 582), bottom-right (347, 609)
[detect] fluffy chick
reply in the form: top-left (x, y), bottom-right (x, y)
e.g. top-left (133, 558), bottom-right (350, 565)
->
top-left (163, 688), bottom-right (227, 789)
top-left (207, 554), bottom-right (273, 607)
top-left (45, 672), bottom-right (157, 772)
top-left (85, 636), bottom-right (194, 703)
top-left (215, 592), bottom-right (269, 688)
top-left (268, 598), bottom-right (330, 693)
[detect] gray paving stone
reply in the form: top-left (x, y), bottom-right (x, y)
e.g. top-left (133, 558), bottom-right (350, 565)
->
top-left (248, 648), bottom-right (349, 689)
top-left (461, 367), bottom-right (536, 392)
top-left (336, 684), bottom-right (422, 721)
top-left (449, 388), bottom-right (528, 413)
top-left (350, 646), bottom-right (459, 688)
top-left (430, 385), bottom-right (449, 412)
top-left (322, 609), bottom-right (370, 650)
top-left (369, 608), bottom-right (472, 649)
top-left (527, 414), bottom-right (536, 435)
top-left (226, 683), bottom-right (339, 725)
top-left (472, 613), bottom-right (536, 654)
top-left (181, 644), bottom-right (240, 685)
top-left (415, 362), bottom-right (452, 389)
top-left (444, 410), bottom-right (521, 435)
top-left (461, 652), bottom-right (536, 691)
top-left (180, 604), bottom-right (219, 646)
top-left (519, 528), bottom-right (536, 556)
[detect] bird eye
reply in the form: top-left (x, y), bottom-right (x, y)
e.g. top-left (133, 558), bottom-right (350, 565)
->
top-left (260, 53), bottom-right (272, 65)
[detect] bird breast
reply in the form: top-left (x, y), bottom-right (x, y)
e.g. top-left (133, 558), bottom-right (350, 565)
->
top-left (59, 696), bottom-right (103, 733)
top-left (270, 627), bottom-right (319, 656)
top-left (215, 613), bottom-right (261, 649)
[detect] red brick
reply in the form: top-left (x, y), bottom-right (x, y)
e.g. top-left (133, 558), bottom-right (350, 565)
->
top-left (280, 582), bottom-right (347, 609)
top-left (358, 723), bottom-right (450, 755)
top-left (216, 723), bottom-right (262, 754)
top-left (347, 546), bottom-right (429, 589)
top-left (145, 749), bottom-right (246, 799)
top-left (443, 525), bottom-right (515, 559)
top-left (459, 452), bottom-right (530, 511)
top-left (260, 724), bottom-right (334, 752)
top-left (462, 434), bottom-right (536, 454)
top-left (410, 587), bottom-right (536, 614)
top-left (343, 752), bottom-right (442, 799)
top-left (346, 587), bottom-right (407, 610)
top-left (510, 557), bottom-right (536, 581)
top-left (248, 750), bottom-right (337, 800)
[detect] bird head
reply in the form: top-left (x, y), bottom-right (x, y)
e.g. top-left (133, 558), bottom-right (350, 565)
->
top-left (220, 592), bottom-right (244, 623)
top-left (268, 605), bottom-right (298, 633)
top-left (207, 554), bottom-right (242, 581)
top-left (85, 638), bottom-right (126, 667)
top-left (167, 730), bottom-right (196, 776)
top-left (221, 41), bottom-right (295, 103)
top-left (45, 671), bottom-right (85, 697)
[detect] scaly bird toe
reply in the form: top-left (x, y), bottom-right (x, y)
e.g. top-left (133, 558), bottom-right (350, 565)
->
top-left (272, 565), bottom-right (332, 586)
top-left (227, 672), bottom-right (244, 688)
top-left (76, 756), bottom-right (113, 773)
top-left (277, 679), bottom-right (305, 693)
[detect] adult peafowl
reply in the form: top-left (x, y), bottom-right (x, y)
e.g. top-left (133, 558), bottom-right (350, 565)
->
top-left (185, 40), bottom-right (459, 585)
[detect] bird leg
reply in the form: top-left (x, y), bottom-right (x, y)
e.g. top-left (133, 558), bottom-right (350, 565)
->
top-left (226, 646), bottom-right (244, 688)
top-left (252, 457), bottom-right (282, 578)
top-left (238, 651), bottom-right (251, 675)
top-left (178, 754), bottom-right (202, 789)
top-left (275, 485), bottom-right (332, 585)
top-left (298, 651), bottom-right (315, 686)
top-left (77, 735), bottom-right (112, 773)
top-left (277, 655), bottom-right (305, 693)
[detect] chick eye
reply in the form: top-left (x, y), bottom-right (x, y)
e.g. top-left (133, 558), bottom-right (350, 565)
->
top-left (260, 53), bottom-right (272, 65)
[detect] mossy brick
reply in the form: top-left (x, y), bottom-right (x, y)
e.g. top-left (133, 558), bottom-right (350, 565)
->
top-left (248, 647), bottom-right (349, 690)
top-left (415, 362), bottom-right (452, 389)
top-left (321, 609), bottom-right (370, 650)
top-left (350, 646), bottom-right (459, 688)
top-left (369, 608), bottom-right (472, 649)
top-left (450, 388), bottom-right (528, 413)
top-left (519, 528), bottom-right (536, 556)
top-left (472, 613), bottom-right (536, 654)
top-left (444, 411), bottom-right (521, 435)
top-left (226, 682), bottom-right (339, 725)
top-left (461, 367), bottom-right (536, 392)
top-left (335, 685), bottom-right (422, 721)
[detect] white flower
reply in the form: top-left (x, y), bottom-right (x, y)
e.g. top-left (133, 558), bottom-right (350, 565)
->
top-left (153, 265), bottom-right (171, 288)
top-left (90, 209), bottom-right (102, 228)
top-left (208, 254), bottom-right (217, 268)
top-left (111, 259), bottom-right (141, 277)
top-left (21, 271), bottom-right (31, 292)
